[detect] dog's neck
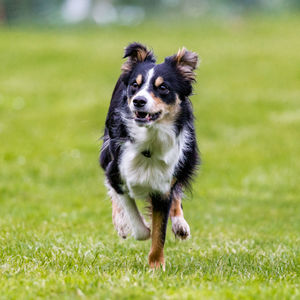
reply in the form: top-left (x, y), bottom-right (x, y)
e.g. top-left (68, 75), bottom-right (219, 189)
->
top-left (127, 121), bottom-right (178, 157)
top-left (119, 118), bottom-right (188, 198)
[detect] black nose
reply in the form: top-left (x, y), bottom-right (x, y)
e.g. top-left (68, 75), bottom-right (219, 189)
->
top-left (133, 97), bottom-right (147, 108)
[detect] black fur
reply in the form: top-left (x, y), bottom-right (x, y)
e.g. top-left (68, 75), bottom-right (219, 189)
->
top-left (100, 78), bottom-right (129, 194)
top-left (173, 100), bottom-right (200, 189)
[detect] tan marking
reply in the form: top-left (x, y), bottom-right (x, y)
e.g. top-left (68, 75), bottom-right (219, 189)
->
top-left (170, 181), bottom-right (183, 218)
top-left (173, 47), bottom-right (198, 81)
top-left (170, 194), bottom-right (184, 218)
top-left (150, 92), bottom-right (181, 124)
top-left (136, 48), bottom-right (148, 62)
top-left (176, 48), bottom-right (186, 64)
top-left (121, 47), bottom-right (153, 74)
top-left (155, 76), bottom-right (164, 87)
top-left (149, 211), bottom-right (165, 270)
top-left (136, 74), bottom-right (142, 85)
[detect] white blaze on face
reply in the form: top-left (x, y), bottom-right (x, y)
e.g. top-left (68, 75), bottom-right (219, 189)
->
top-left (129, 68), bottom-right (155, 112)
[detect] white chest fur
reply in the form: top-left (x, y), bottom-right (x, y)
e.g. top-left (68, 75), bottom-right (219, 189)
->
top-left (119, 122), bottom-right (187, 199)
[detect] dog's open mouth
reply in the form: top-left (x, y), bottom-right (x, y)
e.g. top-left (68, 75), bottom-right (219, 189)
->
top-left (134, 111), bottom-right (161, 123)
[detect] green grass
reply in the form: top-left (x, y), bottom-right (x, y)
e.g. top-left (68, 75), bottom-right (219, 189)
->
top-left (0, 15), bottom-right (300, 299)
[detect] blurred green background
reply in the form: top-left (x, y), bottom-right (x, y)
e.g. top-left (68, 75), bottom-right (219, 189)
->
top-left (1, 0), bottom-right (300, 25)
top-left (0, 1), bottom-right (299, 299)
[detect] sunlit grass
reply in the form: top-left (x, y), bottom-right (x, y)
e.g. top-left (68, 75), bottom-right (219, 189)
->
top-left (0, 15), bottom-right (299, 299)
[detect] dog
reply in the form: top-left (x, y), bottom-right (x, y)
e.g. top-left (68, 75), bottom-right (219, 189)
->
top-left (100, 42), bottom-right (200, 270)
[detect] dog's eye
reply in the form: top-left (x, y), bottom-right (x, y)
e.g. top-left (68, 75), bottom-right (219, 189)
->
top-left (131, 82), bottom-right (139, 88)
top-left (130, 81), bottom-right (139, 94)
top-left (159, 84), bottom-right (169, 93)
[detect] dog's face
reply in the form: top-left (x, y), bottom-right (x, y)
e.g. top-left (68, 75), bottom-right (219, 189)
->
top-left (121, 43), bottom-right (199, 126)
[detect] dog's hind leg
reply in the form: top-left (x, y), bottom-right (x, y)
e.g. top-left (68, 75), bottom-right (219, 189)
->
top-left (170, 185), bottom-right (191, 240)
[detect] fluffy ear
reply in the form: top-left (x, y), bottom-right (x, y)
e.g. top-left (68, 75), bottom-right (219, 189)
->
top-left (168, 48), bottom-right (199, 81)
top-left (121, 42), bottom-right (156, 74)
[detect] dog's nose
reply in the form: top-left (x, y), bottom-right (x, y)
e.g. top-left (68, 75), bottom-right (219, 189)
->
top-left (133, 97), bottom-right (147, 108)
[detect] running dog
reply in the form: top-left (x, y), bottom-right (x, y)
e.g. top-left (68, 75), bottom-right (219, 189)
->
top-left (100, 42), bottom-right (200, 270)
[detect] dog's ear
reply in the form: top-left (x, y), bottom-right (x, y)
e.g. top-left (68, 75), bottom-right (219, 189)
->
top-left (167, 48), bottom-right (199, 81)
top-left (121, 42), bottom-right (155, 74)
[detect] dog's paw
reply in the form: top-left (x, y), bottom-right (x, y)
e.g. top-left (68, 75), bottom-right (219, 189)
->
top-left (132, 224), bottom-right (151, 240)
top-left (113, 209), bottom-right (132, 239)
top-left (148, 251), bottom-right (165, 271)
top-left (171, 216), bottom-right (191, 240)
top-left (116, 222), bottom-right (132, 239)
top-left (131, 213), bottom-right (151, 240)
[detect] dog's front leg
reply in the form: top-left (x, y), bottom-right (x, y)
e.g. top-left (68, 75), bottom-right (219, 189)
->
top-left (120, 194), bottom-right (150, 240)
top-left (170, 191), bottom-right (191, 240)
top-left (148, 193), bottom-right (172, 270)
top-left (106, 181), bottom-right (150, 240)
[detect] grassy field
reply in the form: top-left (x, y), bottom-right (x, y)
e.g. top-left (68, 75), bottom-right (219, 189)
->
top-left (0, 15), bottom-right (300, 299)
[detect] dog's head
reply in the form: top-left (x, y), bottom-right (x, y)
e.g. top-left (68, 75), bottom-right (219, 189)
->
top-left (121, 42), bottom-right (199, 126)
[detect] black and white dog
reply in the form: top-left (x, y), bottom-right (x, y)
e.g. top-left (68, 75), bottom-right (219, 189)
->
top-left (100, 43), bottom-right (200, 269)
